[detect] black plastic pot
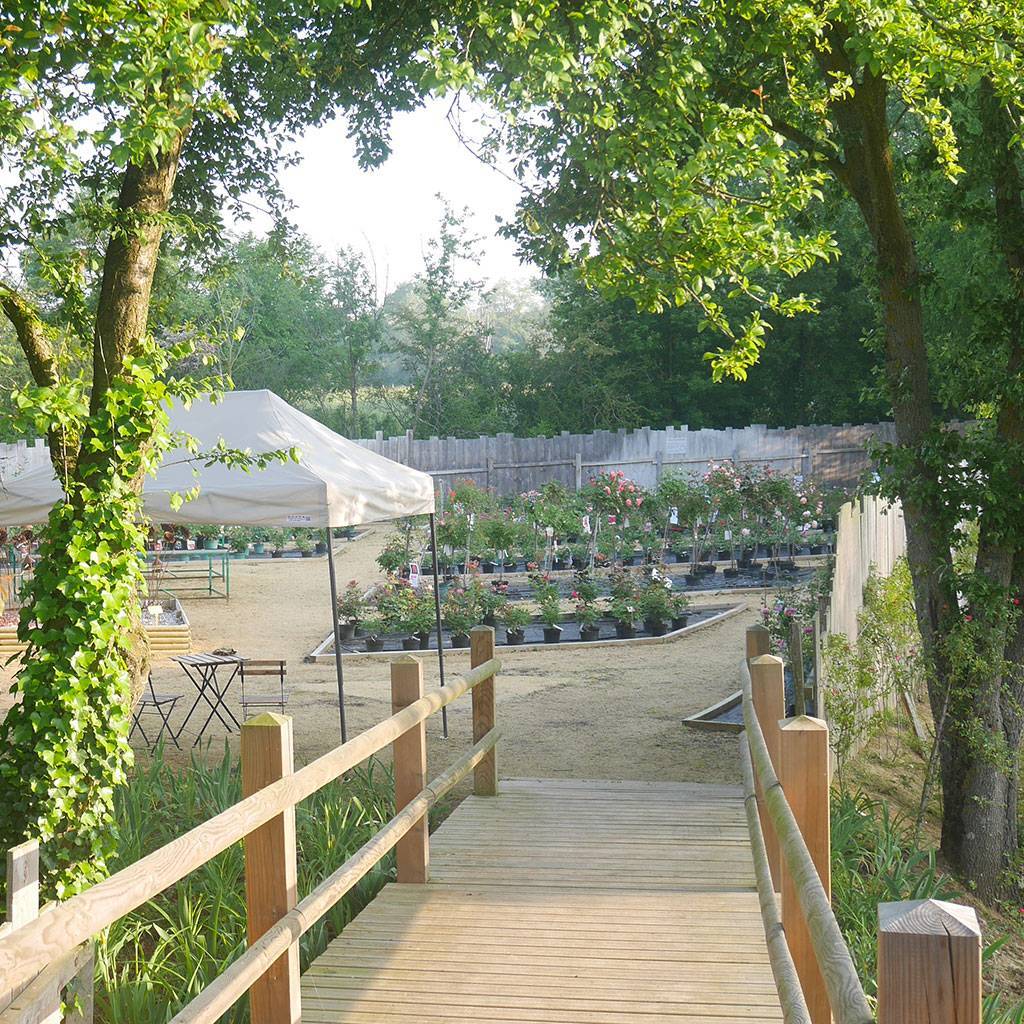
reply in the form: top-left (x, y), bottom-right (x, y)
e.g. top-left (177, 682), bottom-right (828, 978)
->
top-left (300, 549), bottom-right (313, 558)
top-left (543, 625), bottom-right (563, 643)
top-left (580, 625), bottom-right (600, 642)
top-left (717, 549), bottom-right (730, 561)
top-left (671, 615), bottom-right (690, 630)
top-left (365, 637), bottom-right (384, 652)
top-left (315, 541), bottom-right (327, 555)
top-left (505, 628), bottom-right (525, 646)
top-left (645, 619), bottom-right (668, 636)
top-left (271, 549), bottom-right (284, 558)
top-left (338, 622), bottom-right (357, 641)
top-left (417, 631), bottom-right (431, 650)
top-left (450, 632), bottom-right (470, 649)
top-left (402, 636), bottom-right (420, 651)
top-left (622, 554), bottom-right (639, 567)
top-left (614, 620), bottom-right (636, 639)
top-left (503, 560), bottom-right (518, 572)
top-left (698, 563), bottom-right (717, 574)
top-left (684, 574), bottom-right (699, 585)
top-left (810, 545), bottom-right (824, 555)
top-left (482, 560), bottom-right (497, 574)
top-left (552, 558), bottom-right (566, 571)
top-left (483, 613), bottom-right (496, 627)
top-left (723, 567), bottom-right (739, 579)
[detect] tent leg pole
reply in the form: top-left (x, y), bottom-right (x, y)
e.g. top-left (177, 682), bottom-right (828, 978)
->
top-left (430, 513), bottom-right (448, 739)
top-left (325, 528), bottom-right (348, 743)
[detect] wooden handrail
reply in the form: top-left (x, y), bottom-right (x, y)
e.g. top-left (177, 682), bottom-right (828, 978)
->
top-left (0, 657), bottom-right (501, 995)
top-left (740, 657), bottom-right (873, 1024)
top-left (169, 727), bottom-right (501, 1024)
top-left (739, 735), bottom-right (811, 1024)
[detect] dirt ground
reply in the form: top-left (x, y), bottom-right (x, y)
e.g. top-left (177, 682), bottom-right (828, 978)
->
top-left (128, 527), bottom-right (761, 784)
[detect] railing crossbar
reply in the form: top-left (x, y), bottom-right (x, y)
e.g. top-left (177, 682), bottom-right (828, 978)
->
top-left (740, 657), bottom-right (873, 1024)
top-left (739, 736), bottom-right (811, 1024)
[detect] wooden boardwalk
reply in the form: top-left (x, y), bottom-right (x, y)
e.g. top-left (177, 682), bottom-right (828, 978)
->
top-left (302, 778), bottom-right (783, 1023)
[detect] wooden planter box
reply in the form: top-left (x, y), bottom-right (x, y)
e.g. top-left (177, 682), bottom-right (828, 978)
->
top-left (0, 599), bottom-right (192, 662)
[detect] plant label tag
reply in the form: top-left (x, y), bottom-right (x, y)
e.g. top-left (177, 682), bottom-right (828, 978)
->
top-left (468, 513), bottom-right (476, 528)
top-left (669, 507), bottom-right (679, 525)
top-left (409, 562), bottom-right (420, 589)
top-left (644, 522), bottom-right (652, 532)
top-left (287, 514), bottom-right (312, 524)
top-left (723, 529), bottom-right (732, 541)
top-left (581, 515), bottom-right (591, 534)
top-left (545, 526), bottom-right (554, 538)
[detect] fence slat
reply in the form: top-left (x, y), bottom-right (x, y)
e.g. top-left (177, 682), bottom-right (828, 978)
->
top-left (391, 657), bottom-right (429, 883)
top-left (471, 626), bottom-right (498, 796)
top-left (241, 714), bottom-right (300, 1024)
top-left (878, 900), bottom-right (981, 1024)
top-left (779, 716), bottom-right (831, 1024)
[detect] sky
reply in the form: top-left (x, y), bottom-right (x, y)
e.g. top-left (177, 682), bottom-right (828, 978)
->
top-left (270, 97), bottom-right (536, 293)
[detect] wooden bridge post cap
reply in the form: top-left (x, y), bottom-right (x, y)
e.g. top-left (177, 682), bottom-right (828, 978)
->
top-left (779, 715), bottom-right (828, 732)
top-left (392, 654), bottom-right (421, 666)
top-left (750, 653), bottom-right (784, 668)
top-left (879, 899), bottom-right (981, 937)
top-left (242, 711), bottom-right (292, 728)
top-left (470, 624), bottom-right (495, 637)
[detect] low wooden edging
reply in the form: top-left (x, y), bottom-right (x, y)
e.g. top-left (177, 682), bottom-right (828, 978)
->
top-left (307, 601), bottom-right (747, 663)
top-left (682, 688), bottom-right (744, 733)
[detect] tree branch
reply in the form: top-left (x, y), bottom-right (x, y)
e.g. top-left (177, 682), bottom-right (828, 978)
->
top-left (0, 285), bottom-right (58, 388)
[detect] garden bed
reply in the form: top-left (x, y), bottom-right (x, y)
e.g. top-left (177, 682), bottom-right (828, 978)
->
top-left (307, 602), bottom-right (745, 660)
top-left (429, 561), bottom-right (820, 600)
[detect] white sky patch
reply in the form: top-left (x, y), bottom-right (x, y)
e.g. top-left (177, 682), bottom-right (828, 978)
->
top-left (273, 96), bottom-right (537, 291)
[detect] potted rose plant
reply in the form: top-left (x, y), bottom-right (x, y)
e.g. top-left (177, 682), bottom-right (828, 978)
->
top-left (530, 571), bottom-right (563, 643)
top-left (670, 591), bottom-right (691, 630)
top-left (442, 587), bottom-right (476, 648)
top-left (638, 579), bottom-right (673, 636)
top-left (361, 615), bottom-right (385, 653)
top-left (503, 603), bottom-right (531, 645)
top-left (336, 580), bottom-right (363, 641)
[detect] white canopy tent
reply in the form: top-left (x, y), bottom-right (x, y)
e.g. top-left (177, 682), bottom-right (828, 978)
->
top-left (0, 390), bottom-right (442, 741)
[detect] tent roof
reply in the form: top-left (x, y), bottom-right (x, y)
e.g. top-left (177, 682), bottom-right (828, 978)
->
top-left (0, 390), bottom-right (435, 527)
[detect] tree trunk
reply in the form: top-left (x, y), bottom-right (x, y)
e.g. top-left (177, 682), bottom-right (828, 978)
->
top-left (831, 67), bottom-right (1019, 894)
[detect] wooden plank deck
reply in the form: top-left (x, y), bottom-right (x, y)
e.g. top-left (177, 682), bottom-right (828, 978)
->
top-left (302, 778), bottom-right (783, 1023)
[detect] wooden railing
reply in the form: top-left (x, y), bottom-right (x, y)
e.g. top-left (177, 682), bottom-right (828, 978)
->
top-left (0, 625), bottom-right (502, 1024)
top-left (741, 623), bottom-right (982, 1024)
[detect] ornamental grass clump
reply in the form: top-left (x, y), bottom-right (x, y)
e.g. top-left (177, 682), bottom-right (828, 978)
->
top-left (97, 745), bottom-right (394, 1024)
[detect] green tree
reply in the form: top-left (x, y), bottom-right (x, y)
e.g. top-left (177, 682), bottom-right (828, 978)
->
top-left (435, 2), bottom-right (1024, 894)
top-left (324, 246), bottom-right (386, 435)
top-left (388, 201), bottom-right (499, 436)
top-left (0, 0), bottom-right (436, 893)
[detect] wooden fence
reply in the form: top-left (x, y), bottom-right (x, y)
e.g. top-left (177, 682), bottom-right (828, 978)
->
top-left (0, 628), bottom-right (501, 1024)
top-left (358, 421), bottom-right (897, 494)
top-left (742, 624), bottom-right (981, 1024)
top-left (1, 420), bottom-right (898, 496)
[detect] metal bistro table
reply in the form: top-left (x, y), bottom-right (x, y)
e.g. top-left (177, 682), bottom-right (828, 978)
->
top-left (172, 652), bottom-right (246, 746)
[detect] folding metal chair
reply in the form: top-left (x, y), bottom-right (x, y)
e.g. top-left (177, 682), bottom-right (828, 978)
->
top-left (130, 673), bottom-right (182, 750)
top-left (239, 660), bottom-right (288, 718)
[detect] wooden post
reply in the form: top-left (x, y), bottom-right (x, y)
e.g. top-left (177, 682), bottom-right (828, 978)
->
top-left (242, 713), bottom-right (300, 1024)
top-left (470, 625), bottom-right (497, 796)
top-left (877, 900), bottom-right (981, 1024)
top-left (749, 654), bottom-right (785, 889)
top-left (390, 656), bottom-right (429, 883)
top-left (574, 452), bottom-right (583, 491)
top-left (779, 716), bottom-right (831, 1024)
top-left (746, 623), bottom-right (770, 660)
top-left (790, 617), bottom-right (806, 716)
